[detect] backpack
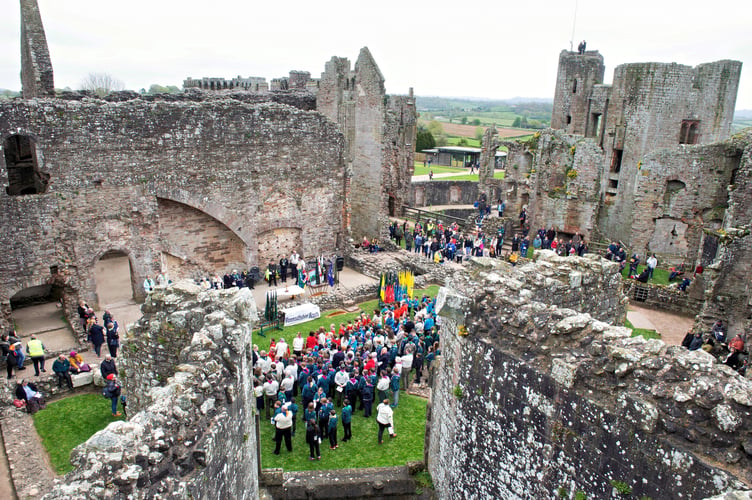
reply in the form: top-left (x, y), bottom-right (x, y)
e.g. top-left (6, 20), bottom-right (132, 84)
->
top-left (102, 387), bottom-right (112, 398)
top-left (377, 377), bottom-right (389, 391)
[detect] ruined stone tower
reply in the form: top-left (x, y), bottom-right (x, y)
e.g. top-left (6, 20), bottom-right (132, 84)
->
top-left (318, 48), bottom-right (416, 242)
top-left (551, 50), bottom-right (605, 134)
top-left (19, 0), bottom-right (54, 98)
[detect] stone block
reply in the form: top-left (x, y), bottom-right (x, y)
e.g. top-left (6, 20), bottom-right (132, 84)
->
top-left (71, 371), bottom-right (94, 388)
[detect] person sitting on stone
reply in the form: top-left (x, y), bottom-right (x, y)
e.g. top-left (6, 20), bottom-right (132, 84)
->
top-left (687, 332), bottom-right (704, 351)
top-left (52, 354), bottom-right (74, 389)
top-left (725, 345), bottom-right (744, 370)
top-left (681, 330), bottom-right (694, 349)
top-left (728, 332), bottom-right (745, 353)
top-left (712, 320), bottom-right (727, 343)
top-left (605, 241), bottom-right (618, 261)
top-left (69, 351), bottom-right (91, 374)
top-left (678, 277), bottom-right (691, 292)
top-left (668, 263), bottom-right (685, 281)
top-left (361, 236), bottom-right (370, 251)
top-left (15, 379), bottom-right (45, 413)
top-left (632, 268), bottom-right (651, 283)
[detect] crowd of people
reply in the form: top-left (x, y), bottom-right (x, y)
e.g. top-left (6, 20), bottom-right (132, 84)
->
top-left (681, 320), bottom-right (749, 375)
top-left (187, 250), bottom-right (338, 291)
top-left (252, 295), bottom-right (441, 458)
top-left (387, 216), bottom-right (589, 267)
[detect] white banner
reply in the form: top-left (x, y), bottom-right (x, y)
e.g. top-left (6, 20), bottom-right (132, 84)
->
top-left (281, 303), bottom-right (321, 326)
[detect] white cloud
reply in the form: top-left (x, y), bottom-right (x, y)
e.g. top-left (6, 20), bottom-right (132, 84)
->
top-left (0, 0), bottom-right (749, 109)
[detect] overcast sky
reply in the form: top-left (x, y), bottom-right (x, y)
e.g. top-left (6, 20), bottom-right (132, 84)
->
top-left (1, 0), bottom-right (750, 109)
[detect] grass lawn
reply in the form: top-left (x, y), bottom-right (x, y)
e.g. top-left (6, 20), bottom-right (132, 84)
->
top-left (413, 163), bottom-right (465, 176)
top-left (33, 393), bottom-right (124, 474)
top-left (447, 171), bottom-right (505, 181)
top-left (254, 285), bottom-right (440, 353)
top-left (625, 319), bottom-right (661, 340)
top-left (620, 265), bottom-right (671, 285)
top-left (255, 286), bottom-right (438, 471)
top-left (260, 393), bottom-right (427, 471)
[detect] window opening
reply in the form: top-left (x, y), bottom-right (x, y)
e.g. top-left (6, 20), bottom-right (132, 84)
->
top-left (3, 134), bottom-right (49, 196)
top-left (610, 149), bottom-right (623, 173)
top-left (679, 120), bottom-right (700, 144)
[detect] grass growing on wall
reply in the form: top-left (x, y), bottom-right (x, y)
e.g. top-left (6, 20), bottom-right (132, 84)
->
top-left (33, 393), bottom-right (124, 474)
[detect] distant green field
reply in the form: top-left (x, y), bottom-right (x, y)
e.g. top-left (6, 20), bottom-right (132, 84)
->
top-left (458, 112), bottom-right (518, 127)
top-left (446, 136), bottom-right (481, 147)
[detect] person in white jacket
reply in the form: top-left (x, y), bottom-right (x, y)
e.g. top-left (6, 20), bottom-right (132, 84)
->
top-left (376, 399), bottom-right (396, 444)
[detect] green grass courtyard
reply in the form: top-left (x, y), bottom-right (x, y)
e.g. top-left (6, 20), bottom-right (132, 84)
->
top-left (33, 393), bottom-right (125, 474)
top-left (259, 393), bottom-right (427, 470)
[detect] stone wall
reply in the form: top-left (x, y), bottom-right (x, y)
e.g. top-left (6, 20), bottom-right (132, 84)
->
top-left (622, 280), bottom-right (704, 316)
top-left (44, 282), bottom-right (259, 499)
top-left (318, 48), bottom-right (417, 242)
top-left (509, 130), bottom-right (604, 238)
top-left (597, 59), bottom-right (742, 245)
top-left (0, 92), bottom-right (345, 328)
top-left (20, 0), bottom-right (54, 98)
top-left (428, 255), bottom-right (752, 499)
top-left (698, 130), bottom-right (752, 337)
top-left (409, 180), bottom-right (478, 208)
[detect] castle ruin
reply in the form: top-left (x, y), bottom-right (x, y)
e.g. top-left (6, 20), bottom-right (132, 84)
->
top-left (0, 1), bottom-right (415, 334)
top-left (494, 49), bottom-right (752, 335)
top-left (2, 2), bottom-right (752, 499)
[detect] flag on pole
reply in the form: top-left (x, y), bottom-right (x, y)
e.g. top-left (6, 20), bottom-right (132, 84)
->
top-left (327, 261), bottom-right (335, 287)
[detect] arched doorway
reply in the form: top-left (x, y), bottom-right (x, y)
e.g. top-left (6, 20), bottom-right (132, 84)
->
top-left (95, 250), bottom-right (135, 308)
top-left (10, 284), bottom-right (77, 352)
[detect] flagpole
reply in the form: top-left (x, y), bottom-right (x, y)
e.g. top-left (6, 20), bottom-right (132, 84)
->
top-left (570, 0), bottom-right (578, 52)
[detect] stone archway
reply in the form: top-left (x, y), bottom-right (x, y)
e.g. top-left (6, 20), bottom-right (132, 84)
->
top-left (95, 250), bottom-right (135, 308)
top-left (157, 198), bottom-right (247, 278)
top-left (9, 283), bottom-right (77, 352)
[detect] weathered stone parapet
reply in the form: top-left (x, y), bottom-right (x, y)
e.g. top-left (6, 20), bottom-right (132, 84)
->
top-left (622, 279), bottom-right (704, 316)
top-left (261, 466), bottom-right (418, 499)
top-left (43, 281), bottom-right (258, 499)
top-left (429, 254), bottom-right (752, 499)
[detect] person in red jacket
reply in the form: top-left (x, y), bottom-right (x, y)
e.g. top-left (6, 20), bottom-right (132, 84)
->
top-left (728, 333), bottom-right (745, 353)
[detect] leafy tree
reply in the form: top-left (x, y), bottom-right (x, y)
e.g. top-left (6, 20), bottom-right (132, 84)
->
top-left (79, 73), bottom-right (125, 97)
top-left (416, 130), bottom-right (436, 152)
top-left (146, 84), bottom-right (181, 94)
top-left (460, 116), bottom-right (468, 125)
top-left (512, 116), bottom-right (521, 128)
top-left (475, 127), bottom-right (484, 141)
top-left (457, 138), bottom-right (469, 147)
top-left (427, 120), bottom-right (444, 137)
top-left (471, 118), bottom-right (481, 126)
top-left (435, 134), bottom-right (448, 147)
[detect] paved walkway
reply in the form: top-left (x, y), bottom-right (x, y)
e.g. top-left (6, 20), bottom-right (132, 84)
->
top-left (627, 303), bottom-right (694, 345)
